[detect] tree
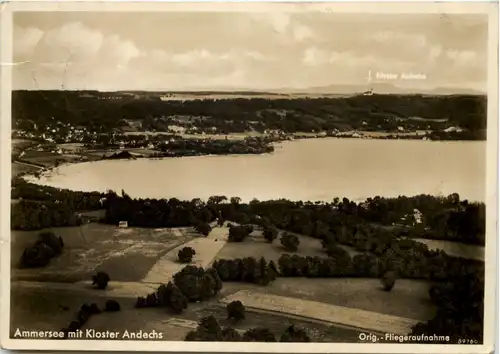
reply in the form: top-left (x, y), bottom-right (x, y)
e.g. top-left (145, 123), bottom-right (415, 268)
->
top-left (104, 300), bottom-right (120, 312)
top-left (168, 283), bottom-right (188, 313)
top-left (228, 225), bottom-right (251, 242)
top-left (381, 270), bottom-right (397, 291)
top-left (241, 257), bottom-right (258, 282)
top-left (230, 197), bottom-right (241, 205)
top-left (172, 265), bottom-right (220, 303)
top-left (221, 328), bottom-right (243, 341)
top-left (195, 222), bottom-right (212, 237)
top-left (279, 325), bottom-right (311, 342)
top-left (178, 247), bottom-right (196, 263)
top-left (156, 283), bottom-right (171, 307)
top-left (200, 273), bottom-right (218, 299)
top-left (243, 328), bottom-right (276, 342)
top-left (268, 260), bottom-right (280, 276)
top-left (19, 244), bottom-right (52, 268)
top-left (77, 305), bottom-right (92, 325)
top-left (281, 233), bottom-right (300, 252)
top-left (92, 272), bottom-right (110, 290)
top-left (243, 224), bottom-right (254, 234)
top-left (185, 316), bottom-right (223, 341)
top-left (263, 227), bottom-right (278, 243)
top-left (352, 253), bottom-right (379, 277)
top-left (213, 259), bottom-right (231, 281)
top-left (205, 267), bottom-right (223, 293)
top-left (227, 300), bottom-right (245, 321)
top-left (89, 303), bottom-right (101, 314)
top-left (18, 230), bottom-right (66, 268)
top-left (38, 231), bottom-right (63, 255)
top-left (208, 196), bottom-right (227, 205)
top-left (68, 320), bottom-right (81, 331)
top-left (175, 274), bottom-right (202, 301)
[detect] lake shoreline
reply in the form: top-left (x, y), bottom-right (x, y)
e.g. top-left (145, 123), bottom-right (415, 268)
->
top-left (13, 132), bottom-right (483, 182)
top-left (19, 137), bottom-right (486, 204)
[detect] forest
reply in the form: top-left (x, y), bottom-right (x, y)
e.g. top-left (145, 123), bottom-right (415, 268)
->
top-left (11, 180), bottom-right (485, 246)
top-left (12, 91), bottom-right (486, 137)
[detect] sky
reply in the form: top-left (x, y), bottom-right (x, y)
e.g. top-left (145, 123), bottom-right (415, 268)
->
top-left (12, 11), bottom-right (489, 92)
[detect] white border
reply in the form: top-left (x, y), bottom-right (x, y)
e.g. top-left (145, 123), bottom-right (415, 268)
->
top-left (0, 1), bottom-right (498, 353)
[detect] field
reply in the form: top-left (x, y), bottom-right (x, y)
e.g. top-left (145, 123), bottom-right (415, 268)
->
top-left (214, 229), bottom-right (360, 264)
top-left (220, 290), bottom-right (420, 335)
top-left (10, 222), bottom-right (438, 342)
top-left (11, 223), bottom-right (197, 283)
top-left (10, 284), bottom-right (361, 342)
top-left (11, 139), bottom-right (36, 155)
top-left (219, 277), bottom-right (434, 322)
top-left (11, 162), bottom-right (42, 177)
top-left (20, 150), bottom-right (84, 168)
top-left (211, 227), bottom-right (435, 330)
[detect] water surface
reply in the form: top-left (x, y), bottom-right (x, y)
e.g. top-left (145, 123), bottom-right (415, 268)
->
top-left (28, 138), bottom-right (486, 203)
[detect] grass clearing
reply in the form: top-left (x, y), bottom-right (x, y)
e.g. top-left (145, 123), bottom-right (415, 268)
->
top-left (214, 230), bottom-right (329, 263)
top-left (11, 223), bottom-right (196, 283)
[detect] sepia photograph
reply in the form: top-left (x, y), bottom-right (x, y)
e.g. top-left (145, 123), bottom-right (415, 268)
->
top-left (0, 1), bottom-right (498, 353)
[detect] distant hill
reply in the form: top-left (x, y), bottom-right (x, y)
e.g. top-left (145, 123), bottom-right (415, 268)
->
top-left (15, 84), bottom-right (486, 97)
top-left (277, 83), bottom-right (486, 96)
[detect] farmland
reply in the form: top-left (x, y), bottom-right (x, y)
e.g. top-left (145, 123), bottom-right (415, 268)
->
top-left (11, 221), bottom-right (438, 341)
top-left (9, 184), bottom-right (485, 342)
top-left (11, 223), bottom-right (197, 283)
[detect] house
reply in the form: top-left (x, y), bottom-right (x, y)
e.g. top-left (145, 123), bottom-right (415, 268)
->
top-left (413, 209), bottom-right (423, 224)
top-left (118, 221), bottom-right (128, 228)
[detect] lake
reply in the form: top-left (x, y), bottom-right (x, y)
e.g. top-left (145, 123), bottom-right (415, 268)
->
top-left (26, 138), bottom-right (486, 203)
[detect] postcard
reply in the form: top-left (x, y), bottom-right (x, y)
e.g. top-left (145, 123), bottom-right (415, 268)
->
top-left (0, 1), bottom-right (497, 353)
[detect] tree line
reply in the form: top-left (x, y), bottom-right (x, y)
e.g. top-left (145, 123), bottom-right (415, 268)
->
top-left (13, 90), bottom-right (486, 136)
top-left (11, 182), bottom-right (485, 247)
top-left (185, 315), bottom-right (311, 342)
top-left (135, 265), bottom-right (222, 314)
top-left (11, 178), bottom-right (104, 210)
top-left (101, 192), bottom-right (485, 245)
